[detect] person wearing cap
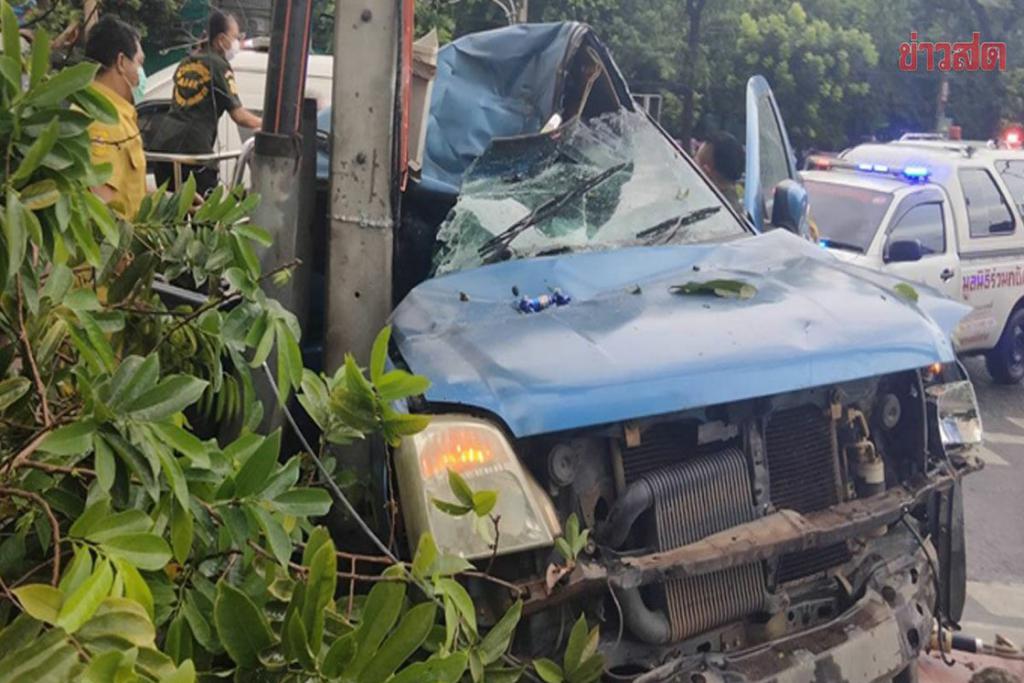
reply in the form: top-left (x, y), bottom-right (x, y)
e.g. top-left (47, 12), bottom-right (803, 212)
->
top-left (83, 15), bottom-right (148, 218)
top-left (147, 10), bottom-right (262, 194)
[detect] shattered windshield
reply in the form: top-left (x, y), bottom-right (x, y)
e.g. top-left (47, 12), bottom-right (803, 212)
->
top-left (431, 110), bottom-right (747, 276)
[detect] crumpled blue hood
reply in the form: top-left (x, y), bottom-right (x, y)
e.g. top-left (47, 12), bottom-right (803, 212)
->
top-left (391, 231), bottom-right (969, 438)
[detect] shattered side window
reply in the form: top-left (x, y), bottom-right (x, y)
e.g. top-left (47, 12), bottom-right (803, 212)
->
top-left (432, 110), bottom-right (746, 276)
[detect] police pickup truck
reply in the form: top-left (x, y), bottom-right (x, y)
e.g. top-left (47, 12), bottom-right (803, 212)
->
top-left (805, 140), bottom-right (1024, 382)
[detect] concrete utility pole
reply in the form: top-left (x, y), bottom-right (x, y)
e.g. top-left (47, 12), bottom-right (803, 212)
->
top-left (325, 0), bottom-right (401, 369)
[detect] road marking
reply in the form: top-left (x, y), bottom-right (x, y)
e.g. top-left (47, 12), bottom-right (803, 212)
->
top-left (958, 620), bottom-right (1024, 649)
top-left (975, 445), bottom-right (1010, 466)
top-left (967, 581), bottom-right (1024, 621)
top-left (984, 431), bottom-right (1024, 446)
top-left (1007, 416), bottom-right (1024, 433)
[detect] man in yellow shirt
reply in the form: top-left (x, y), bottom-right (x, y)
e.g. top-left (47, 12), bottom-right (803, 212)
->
top-left (84, 16), bottom-right (147, 219)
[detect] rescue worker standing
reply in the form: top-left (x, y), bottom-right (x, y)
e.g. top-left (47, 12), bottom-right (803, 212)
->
top-left (148, 10), bottom-right (262, 193)
top-left (84, 16), bottom-right (148, 218)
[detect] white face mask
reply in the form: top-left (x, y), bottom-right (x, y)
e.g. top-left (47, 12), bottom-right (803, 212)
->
top-left (224, 38), bottom-right (240, 61)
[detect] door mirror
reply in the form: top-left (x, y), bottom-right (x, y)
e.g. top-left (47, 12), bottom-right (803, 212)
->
top-left (769, 179), bottom-right (808, 236)
top-left (886, 239), bottom-right (924, 263)
top-left (745, 75), bottom-right (799, 231)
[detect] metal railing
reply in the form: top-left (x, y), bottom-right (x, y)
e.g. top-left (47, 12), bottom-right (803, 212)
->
top-left (145, 139), bottom-right (256, 190)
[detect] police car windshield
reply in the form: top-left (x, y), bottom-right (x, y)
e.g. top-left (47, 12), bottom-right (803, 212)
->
top-left (806, 180), bottom-right (893, 253)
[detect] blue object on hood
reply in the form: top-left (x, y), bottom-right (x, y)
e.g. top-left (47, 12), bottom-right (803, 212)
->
top-left (391, 230), bottom-right (969, 438)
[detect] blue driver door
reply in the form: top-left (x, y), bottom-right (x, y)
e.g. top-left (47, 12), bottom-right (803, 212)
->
top-left (744, 76), bottom-right (802, 233)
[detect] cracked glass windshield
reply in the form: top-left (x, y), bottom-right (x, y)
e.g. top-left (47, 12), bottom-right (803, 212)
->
top-left (431, 110), bottom-right (747, 276)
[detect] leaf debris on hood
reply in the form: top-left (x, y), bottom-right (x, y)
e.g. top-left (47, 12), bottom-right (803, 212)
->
top-left (893, 283), bottom-right (919, 303)
top-left (670, 279), bottom-right (757, 300)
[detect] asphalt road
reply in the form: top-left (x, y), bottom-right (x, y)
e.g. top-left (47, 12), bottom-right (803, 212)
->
top-left (958, 356), bottom-right (1024, 647)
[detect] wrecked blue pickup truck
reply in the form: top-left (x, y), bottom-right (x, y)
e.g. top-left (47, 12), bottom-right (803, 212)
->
top-left (325, 23), bottom-right (985, 683)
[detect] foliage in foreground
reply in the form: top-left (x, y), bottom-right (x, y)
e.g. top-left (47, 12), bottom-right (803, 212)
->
top-left (0, 4), bottom-right (600, 681)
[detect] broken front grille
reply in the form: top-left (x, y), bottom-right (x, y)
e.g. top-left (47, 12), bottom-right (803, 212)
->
top-left (765, 405), bottom-right (851, 580)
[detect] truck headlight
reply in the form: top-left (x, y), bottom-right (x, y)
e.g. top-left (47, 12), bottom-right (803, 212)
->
top-left (394, 415), bottom-right (560, 559)
top-left (925, 364), bottom-right (983, 450)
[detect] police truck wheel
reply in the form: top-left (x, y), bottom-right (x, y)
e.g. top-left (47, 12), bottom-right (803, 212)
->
top-left (986, 308), bottom-right (1024, 384)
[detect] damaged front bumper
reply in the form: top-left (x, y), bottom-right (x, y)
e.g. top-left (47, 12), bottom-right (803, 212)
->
top-left (634, 529), bottom-right (935, 683)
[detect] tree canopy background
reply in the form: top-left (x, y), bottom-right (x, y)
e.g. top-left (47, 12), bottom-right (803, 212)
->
top-left (411, 0), bottom-right (1024, 152)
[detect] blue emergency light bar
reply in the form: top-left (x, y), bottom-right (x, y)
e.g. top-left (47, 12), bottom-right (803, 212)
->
top-left (807, 155), bottom-right (931, 183)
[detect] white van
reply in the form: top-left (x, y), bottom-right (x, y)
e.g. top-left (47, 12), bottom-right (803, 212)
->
top-left (139, 46), bottom-right (334, 183)
top-left (805, 140), bottom-right (1024, 382)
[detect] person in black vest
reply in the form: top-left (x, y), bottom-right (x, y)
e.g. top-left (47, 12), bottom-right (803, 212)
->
top-left (148, 10), bottom-right (262, 194)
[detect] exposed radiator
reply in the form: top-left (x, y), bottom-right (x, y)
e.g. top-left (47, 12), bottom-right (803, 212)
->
top-left (765, 406), bottom-right (850, 580)
top-left (642, 448), bottom-right (766, 641)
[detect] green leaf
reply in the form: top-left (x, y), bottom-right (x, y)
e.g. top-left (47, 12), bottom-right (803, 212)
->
top-left (285, 609), bottom-right (316, 669)
top-left (0, 614), bottom-right (43, 660)
top-left (534, 658), bottom-right (565, 683)
top-left (176, 173), bottom-right (196, 222)
top-left (81, 651), bottom-right (128, 683)
top-left (234, 429), bottom-right (281, 497)
top-left (370, 327), bottom-right (391, 384)
top-left (432, 499), bottom-right (473, 517)
top-left (68, 499), bottom-right (112, 538)
top-left (472, 490), bottom-right (498, 517)
top-left (28, 28), bottom-right (49, 87)
top-left (670, 279), bottom-right (757, 300)
top-left (568, 654), bottom-right (605, 683)
top-left (83, 190), bottom-right (119, 246)
top-left (479, 600), bottom-right (522, 665)
top-left (271, 488), bottom-right (331, 516)
top-left (412, 534), bottom-right (438, 581)
top-left (361, 602), bottom-right (437, 683)
top-left (66, 83), bottom-right (118, 124)
top-left (430, 553), bottom-right (474, 578)
top-left (12, 118), bottom-right (59, 186)
top-left (159, 660), bottom-right (196, 683)
top-left (128, 375), bottom-right (209, 422)
top-left (39, 420), bottom-right (96, 455)
top-left (302, 526), bottom-right (332, 566)
top-left (84, 509), bottom-right (151, 543)
top-left (321, 632), bottom-right (356, 678)
top-left (0, 377), bottom-right (30, 412)
top-left (447, 469), bottom-right (475, 507)
top-left (437, 578), bottom-right (476, 636)
top-left (894, 282), bottom-right (919, 303)
top-left (116, 559), bottom-right (154, 621)
top-left (234, 223), bottom-right (272, 247)
top-left (59, 546), bottom-right (94, 595)
top-left (250, 318), bottom-right (275, 368)
top-left (55, 558), bottom-right (113, 634)
top-left (108, 354), bottom-right (160, 411)
top-left (104, 433), bottom-right (159, 502)
top-left (348, 575), bottom-right (405, 676)
top-left (562, 615), bottom-right (591, 675)
top-left (2, 0), bottom-right (19, 65)
top-left (170, 500), bottom-right (193, 564)
top-left (389, 652), bottom-right (469, 683)
top-left (4, 191), bottom-right (26, 285)
top-left (19, 179), bottom-right (59, 210)
top-left (151, 422), bottom-right (209, 468)
top-left (94, 436), bottom-right (116, 492)
top-left (377, 369), bottom-right (431, 403)
top-left (28, 62), bottom-right (98, 107)
top-left (156, 445), bottom-right (190, 509)
top-left (164, 614), bottom-right (192, 666)
top-left (555, 538), bottom-right (573, 563)
top-left (11, 584), bottom-right (63, 624)
top-left (100, 533), bottom-right (172, 571)
top-left (214, 580), bottom-right (275, 669)
top-left (302, 540), bottom-right (337, 654)
top-left (251, 506), bottom-right (291, 569)
top-left (0, 628), bottom-right (78, 682)
top-left (76, 597), bottom-right (155, 647)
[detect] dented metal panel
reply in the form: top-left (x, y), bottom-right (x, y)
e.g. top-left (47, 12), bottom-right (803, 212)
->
top-left (392, 229), bottom-right (969, 438)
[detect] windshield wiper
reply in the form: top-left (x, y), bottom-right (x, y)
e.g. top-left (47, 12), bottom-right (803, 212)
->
top-left (478, 162), bottom-right (629, 263)
top-left (635, 206), bottom-right (722, 245)
top-left (818, 238), bottom-right (863, 253)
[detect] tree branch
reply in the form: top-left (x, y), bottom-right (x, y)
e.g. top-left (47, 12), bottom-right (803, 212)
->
top-left (16, 277), bottom-right (51, 426)
top-left (0, 487), bottom-right (62, 586)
